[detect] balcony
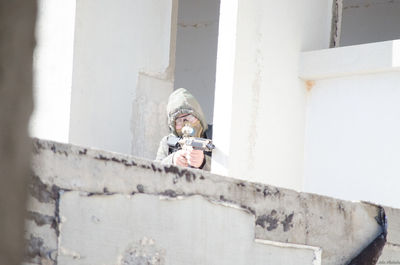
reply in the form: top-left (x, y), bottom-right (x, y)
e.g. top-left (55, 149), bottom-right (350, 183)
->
top-left (26, 138), bottom-right (400, 265)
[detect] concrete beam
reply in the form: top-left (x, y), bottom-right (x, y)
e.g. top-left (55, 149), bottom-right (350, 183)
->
top-left (299, 40), bottom-right (400, 80)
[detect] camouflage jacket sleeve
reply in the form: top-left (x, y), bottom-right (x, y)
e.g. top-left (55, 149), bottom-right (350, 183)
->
top-left (155, 135), bottom-right (175, 165)
top-left (155, 135), bottom-right (212, 171)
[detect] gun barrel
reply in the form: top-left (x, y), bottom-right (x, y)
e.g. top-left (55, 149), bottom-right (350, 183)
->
top-left (179, 137), bottom-right (215, 152)
top-left (206, 142), bottom-right (215, 151)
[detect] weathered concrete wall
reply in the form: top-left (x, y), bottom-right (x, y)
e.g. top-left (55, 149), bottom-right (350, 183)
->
top-left (0, 1), bottom-right (36, 265)
top-left (174, 0), bottom-right (220, 123)
top-left (300, 40), bottom-right (400, 209)
top-left (28, 138), bottom-right (400, 265)
top-left (59, 193), bottom-right (318, 265)
top-left (69, 0), bottom-right (177, 158)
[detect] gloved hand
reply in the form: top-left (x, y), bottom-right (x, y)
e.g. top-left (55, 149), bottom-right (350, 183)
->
top-left (185, 147), bottom-right (204, 168)
top-left (173, 149), bottom-right (188, 167)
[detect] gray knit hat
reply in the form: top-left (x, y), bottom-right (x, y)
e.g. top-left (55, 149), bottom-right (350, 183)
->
top-left (166, 88), bottom-right (208, 136)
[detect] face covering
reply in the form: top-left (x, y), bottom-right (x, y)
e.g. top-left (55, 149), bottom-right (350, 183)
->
top-left (177, 120), bottom-right (203, 138)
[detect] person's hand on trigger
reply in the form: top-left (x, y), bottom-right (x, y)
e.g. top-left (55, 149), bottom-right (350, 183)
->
top-left (173, 149), bottom-right (188, 167)
top-left (185, 147), bottom-right (204, 168)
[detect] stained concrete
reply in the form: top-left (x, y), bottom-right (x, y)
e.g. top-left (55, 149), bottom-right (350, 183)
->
top-left (58, 192), bottom-right (317, 265)
top-left (25, 174), bottom-right (59, 265)
top-left (29, 138), bottom-right (400, 265)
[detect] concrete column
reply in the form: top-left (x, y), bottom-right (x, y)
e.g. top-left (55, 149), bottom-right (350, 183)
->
top-left (0, 1), bottom-right (36, 264)
top-left (211, 0), bottom-right (238, 176)
top-left (69, 0), bottom-right (177, 158)
top-left (30, 0), bottom-right (76, 143)
top-left (212, 0), bottom-right (333, 190)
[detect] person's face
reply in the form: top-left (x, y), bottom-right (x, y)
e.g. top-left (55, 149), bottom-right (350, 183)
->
top-left (175, 113), bottom-right (198, 131)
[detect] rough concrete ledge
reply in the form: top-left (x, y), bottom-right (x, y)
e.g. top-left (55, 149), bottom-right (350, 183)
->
top-left (299, 39), bottom-right (400, 80)
top-left (29, 138), bottom-right (400, 265)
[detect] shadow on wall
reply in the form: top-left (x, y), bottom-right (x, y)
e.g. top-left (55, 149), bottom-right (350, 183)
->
top-left (0, 1), bottom-right (37, 265)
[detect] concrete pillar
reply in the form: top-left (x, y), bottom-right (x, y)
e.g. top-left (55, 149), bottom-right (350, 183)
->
top-left (69, 0), bottom-right (177, 159)
top-left (29, 0), bottom-right (76, 143)
top-left (0, 1), bottom-right (36, 264)
top-left (212, 0), bottom-right (333, 190)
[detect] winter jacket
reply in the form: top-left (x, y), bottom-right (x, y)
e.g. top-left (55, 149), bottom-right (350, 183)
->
top-left (155, 88), bottom-right (212, 171)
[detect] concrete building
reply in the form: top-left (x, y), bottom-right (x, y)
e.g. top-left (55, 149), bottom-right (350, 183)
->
top-left (16, 0), bottom-right (400, 264)
top-left (30, 0), bottom-right (400, 209)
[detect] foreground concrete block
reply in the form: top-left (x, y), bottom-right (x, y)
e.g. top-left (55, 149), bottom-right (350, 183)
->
top-left (58, 192), bottom-right (318, 265)
top-left (30, 139), bottom-right (400, 265)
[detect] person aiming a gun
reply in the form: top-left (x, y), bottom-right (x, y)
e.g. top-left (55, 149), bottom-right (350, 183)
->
top-left (156, 88), bottom-right (214, 170)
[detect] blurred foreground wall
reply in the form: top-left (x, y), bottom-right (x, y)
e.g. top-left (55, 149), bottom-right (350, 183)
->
top-left (0, 1), bottom-right (36, 265)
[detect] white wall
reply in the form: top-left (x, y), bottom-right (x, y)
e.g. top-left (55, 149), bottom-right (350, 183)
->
top-left (340, 0), bottom-right (400, 46)
top-left (59, 193), bottom-right (318, 265)
top-left (212, 0), bottom-right (333, 190)
top-left (174, 0), bottom-right (220, 123)
top-left (30, 0), bottom-right (76, 143)
top-left (69, 0), bottom-right (175, 156)
top-left (301, 40), bottom-right (400, 208)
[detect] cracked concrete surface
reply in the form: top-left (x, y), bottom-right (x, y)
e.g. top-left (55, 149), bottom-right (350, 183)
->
top-left (28, 138), bottom-right (400, 265)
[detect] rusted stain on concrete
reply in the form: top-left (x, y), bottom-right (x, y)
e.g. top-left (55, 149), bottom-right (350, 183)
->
top-left (305, 80), bottom-right (315, 92)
